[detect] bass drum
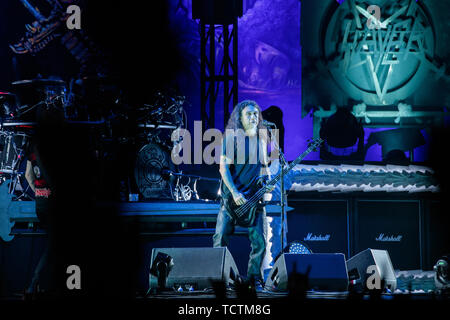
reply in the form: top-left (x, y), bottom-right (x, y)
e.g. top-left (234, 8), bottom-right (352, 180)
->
top-left (134, 143), bottom-right (174, 200)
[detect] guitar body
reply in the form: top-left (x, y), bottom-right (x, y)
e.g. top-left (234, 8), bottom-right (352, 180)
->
top-left (222, 182), bottom-right (264, 227)
top-left (220, 138), bottom-right (323, 227)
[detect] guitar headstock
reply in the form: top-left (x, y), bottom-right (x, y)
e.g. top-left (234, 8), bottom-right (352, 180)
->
top-left (306, 138), bottom-right (323, 152)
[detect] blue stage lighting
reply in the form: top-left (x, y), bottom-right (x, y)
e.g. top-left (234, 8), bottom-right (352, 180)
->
top-left (288, 241), bottom-right (313, 254)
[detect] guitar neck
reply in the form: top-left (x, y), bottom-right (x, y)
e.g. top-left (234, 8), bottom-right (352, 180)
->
top-left (267, 144), bottom-right (317, 187)
top-left (251, 140), bottom-right (321, 202)
top-left (234, 138), bottom-right (322, 216)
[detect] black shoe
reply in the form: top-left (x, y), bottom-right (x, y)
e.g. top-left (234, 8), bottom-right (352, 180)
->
top-left (255, 282), bottom-right (265, 292)
top-left (253, 278), bottom-right (265, 293)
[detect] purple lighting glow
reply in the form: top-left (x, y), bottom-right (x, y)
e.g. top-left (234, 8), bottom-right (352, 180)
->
top-left (337, 0), bottom-right (418, 3)
top-left (169, 0), bottom-right (431, 163)
top-left (238, 0), bottom-right (304, 161)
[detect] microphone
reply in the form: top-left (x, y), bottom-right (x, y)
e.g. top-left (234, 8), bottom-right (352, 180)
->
top-left (262, 120), bottom-right (277, 128)
top-left (161, 169), bottom-right (174, 177)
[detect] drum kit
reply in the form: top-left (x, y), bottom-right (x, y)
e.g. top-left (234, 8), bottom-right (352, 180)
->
top-left (132, 89), bottom-right (220, 202)
top-left (1, 77), bottom-right (215, 202)
top-left (0, 76), bottom-right (107, 199)
top-left (0, 88), bottom-right (33, 199)
top-left (134, 90), bottom-right (187, 200)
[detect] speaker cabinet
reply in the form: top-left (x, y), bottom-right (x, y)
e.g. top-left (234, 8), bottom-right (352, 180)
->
top-left (425, 201), bottom-right (450, 270)
top-left (148, 247), bottom-right (239, 291)
top-left (287, 200), bottom-right (349, 257)
top-left (346, 249), bottom-right (397, 291)
top-left (355, 200), bottom-right (421, 270)
top-left (265, 253), bottom-right (349, 292)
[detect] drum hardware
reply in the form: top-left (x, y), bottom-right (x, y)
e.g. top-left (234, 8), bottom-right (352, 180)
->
top-left (0, 122), bottom-right (36, 129)
top-left (173, 174), bottom-right (194, 201)
top-left (0, 92), bottom-right (18, 119)
top-left (12, 79), bottom-right (66, 88)
top-left (137, 91), bottom-right (186, 127)
top-left (65, 119), bottom-right (106, 125)
top-left (0, 131), bottom-right (33, 200)
top-left (137, 123), bottom-right (178, 129)
top-left (9, 77), bottom-right (116, 123)
top-left (44, 90), bottom-right (66, 111)
top-left (11, 78), bottom-right (67, 121)
top-left (133, 89), bottom-right (194, 201)
top-left (162, 169), bottom-right (221, 202)
top-left (12, 79), bottom-right (67, 107)
top-left (135, 91), bottom-right (187, 173)
top-left (0, 131), bottom-right (29, 175)
top-left (0, 169), bottom-right (15, 174)
top-left (161, 169), bottom-right (194, 201)
top-left (68, 76), bottom-right (120, 118)
top-left (8, 171), bottom-right (33, 201)
top-left (16, 101), bottom-right (45, 118)
top-left (137, 121), bottom-right (181, 151)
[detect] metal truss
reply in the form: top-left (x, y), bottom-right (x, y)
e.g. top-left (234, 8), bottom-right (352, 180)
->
top-left (200, 20), bottom-right (238, 129)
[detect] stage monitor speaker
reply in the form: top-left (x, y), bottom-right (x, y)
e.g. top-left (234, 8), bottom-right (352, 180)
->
top-left (148, 247), bottom-right (239, 291)
top-left (346, 249), bottom-right (397, 291)
top-left (265, 253), bottom-right (349, 292)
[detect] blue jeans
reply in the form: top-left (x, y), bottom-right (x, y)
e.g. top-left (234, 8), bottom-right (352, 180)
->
top-left (213, 204), bottom-right (266, 280)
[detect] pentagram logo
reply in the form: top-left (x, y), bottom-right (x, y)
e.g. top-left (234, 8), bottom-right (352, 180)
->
top-left (324, 0), bottom-right (436, 105)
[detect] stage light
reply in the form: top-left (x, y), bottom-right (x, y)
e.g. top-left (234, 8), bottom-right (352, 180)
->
top-left (434, 255), bottom-right (450, 292)
top-left (288, 240), bottom-right (313, 254)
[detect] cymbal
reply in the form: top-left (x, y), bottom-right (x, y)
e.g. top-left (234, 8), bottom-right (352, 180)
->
top-left (12, 79), bottom-right (66, 87)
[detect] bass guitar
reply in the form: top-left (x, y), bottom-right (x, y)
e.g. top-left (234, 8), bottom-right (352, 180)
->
top-left (223, 138), bottom-right (323, 226)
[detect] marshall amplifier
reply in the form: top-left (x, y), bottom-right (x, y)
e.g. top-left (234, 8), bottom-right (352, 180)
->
top-left (354, 200), bottom-right (421, 270)
top-left (286, 200), bottom-right (349, 257)
top-left (425, 201), bottom-right (450, 270)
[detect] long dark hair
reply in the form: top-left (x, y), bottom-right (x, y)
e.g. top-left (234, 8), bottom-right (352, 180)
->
top-left (224, 100), bottom-right (268, 147)
top-left (225, 100), bottom-right (266, 131)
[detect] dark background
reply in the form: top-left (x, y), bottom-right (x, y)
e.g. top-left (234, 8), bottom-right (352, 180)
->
top-left (0, 0), bottom-right (185, 298)
top-left (1, 0), bottom-right (450, 299)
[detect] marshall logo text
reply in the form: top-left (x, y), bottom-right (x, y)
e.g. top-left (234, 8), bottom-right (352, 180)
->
top-left (375, 234), bottom-right (403, 242)
top-left (303, 233), bottom-right (331, 242)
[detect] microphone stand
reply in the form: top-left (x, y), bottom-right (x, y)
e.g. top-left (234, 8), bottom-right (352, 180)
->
top-left (268, 126), bottom-right (288, 253)
top-left (278, 147), bottom-right (288, 251)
